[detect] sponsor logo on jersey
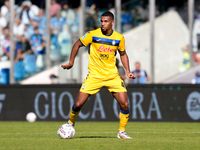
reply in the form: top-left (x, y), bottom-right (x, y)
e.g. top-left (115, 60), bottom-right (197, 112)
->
top-left (97, 45), bottom-right (114, 53)
top-left (100, 54), bottom-right (109, 60)
top-left (82, 85), bottom-right (86, 89)
top-left (82, 34), bottom-right (87, 40)
top-left (112, 40), bottom-right (116, 46)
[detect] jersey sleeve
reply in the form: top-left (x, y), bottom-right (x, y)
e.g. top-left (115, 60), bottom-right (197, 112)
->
top-left (79, 32), bottom-right (93, 47)
top-left (118, 36), bottom-right (125, 53)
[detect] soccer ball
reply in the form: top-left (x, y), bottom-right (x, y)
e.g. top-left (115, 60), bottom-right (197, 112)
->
top-left (58, 124), bottom-right (75, 139)
top-left (26, 112), bottom-right (37, 122)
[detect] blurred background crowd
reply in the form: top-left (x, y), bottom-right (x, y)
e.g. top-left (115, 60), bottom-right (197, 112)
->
top-left (0, 0), bottom-right (199, 84)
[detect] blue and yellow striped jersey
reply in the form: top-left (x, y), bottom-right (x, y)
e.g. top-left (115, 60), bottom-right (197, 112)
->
top-left (79, 28), bottom-right (125, 80)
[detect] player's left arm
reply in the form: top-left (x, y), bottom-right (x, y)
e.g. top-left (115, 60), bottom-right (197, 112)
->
top-left (119, 51), bottom-right (136, 79)
top-left (118, 36), bottom-right (135, 79)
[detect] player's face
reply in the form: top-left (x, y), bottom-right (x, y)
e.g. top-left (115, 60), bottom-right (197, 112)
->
top-left (101, 16), bottom-right (114, 33)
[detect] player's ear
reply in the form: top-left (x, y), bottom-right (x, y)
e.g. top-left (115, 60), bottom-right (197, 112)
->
top-left (112, 20), bottom-right (114, 26)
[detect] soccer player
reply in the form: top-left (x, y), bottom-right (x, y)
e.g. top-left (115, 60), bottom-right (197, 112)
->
top-left (60, 11), bottom-right (136, 139)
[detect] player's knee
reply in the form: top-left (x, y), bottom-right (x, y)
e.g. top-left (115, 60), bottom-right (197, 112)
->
top-left (121, 101), bottom-right (129, 111)
top-left (74, 102), bottom-right (82, 111)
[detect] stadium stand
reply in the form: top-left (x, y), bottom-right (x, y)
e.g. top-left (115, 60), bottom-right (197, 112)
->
top-left (0, 0), bottom-right (199, 84)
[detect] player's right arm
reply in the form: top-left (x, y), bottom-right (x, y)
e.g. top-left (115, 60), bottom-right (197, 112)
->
top-left (61, 32), bottom-right (92, 69)
top-left (61, 40), bottom-right (83, 69)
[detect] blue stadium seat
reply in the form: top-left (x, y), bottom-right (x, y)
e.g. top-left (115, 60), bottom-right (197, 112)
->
top-left (121, 13), bottom-right (132, 25)
top-left (0, 68), bottom-right (9, 84)
top-left (23, 54), bottom-right (37, 73)
top-left (50, 44), bottom-right (60, 62)
top-left (36, 54), bottom-right (45, 69)
top-left (14, 61), bottom-right (25, 80)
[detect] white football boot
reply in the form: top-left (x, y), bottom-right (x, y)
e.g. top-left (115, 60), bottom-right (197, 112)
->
top-left (117, 131), bottom-right (133, 139)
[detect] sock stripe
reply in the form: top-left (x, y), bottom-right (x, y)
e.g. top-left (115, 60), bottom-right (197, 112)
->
top-left (72, 105), bottom-right (75, 112)
top-left (72, 104), bottom-right (81, 112)
top-left (120, 109), bottom-right (129, 114)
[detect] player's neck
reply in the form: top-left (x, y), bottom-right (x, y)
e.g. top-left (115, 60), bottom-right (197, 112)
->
top-left (101, 28), bottom-right (113, 36)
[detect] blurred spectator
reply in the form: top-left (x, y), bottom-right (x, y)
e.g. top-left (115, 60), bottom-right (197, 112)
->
top-left (50, 0), bottom-right (61, 17)
top-left (34, 8), bottom-right (46, 32)
top-left (70, 11), bottom-right (79, 34)
top-left (50, 34), bottom-right (58, 50)
top-left (135, 5), bottom-right (148, 22)
top-left (0, 27), bottom-right (10, 61)
top-left (58, 25), bottom-right (71, 61)
top-left (193, 52), bottom-right (200, 63)
top-left (13, 17), bottom-right (24, 43)
top-left (0, 11), bottom-right (7, 41)
top-left (60, 3), bottom-right (76, 28)
top-left (23, 24), bottom-right (30, 40)
top-left (18, 1), bottom-right (37, 25)
top-left (50, 11), bottom-right (65, 35)
top-left (6, 42), bottom-right (22, 62)
top-left (29, 27), bottom-right (45, 55)
top-left (50, 33), bottom-right (59, 63)
top-left (131, 61), bottom-right (149, 84)
top-left (17, 1), bottom-right (39, 18)
top-left (116, 58), bottom-right (126, 81)
top-left (28, 1), bottom-right (40, 18)
top-left (26, 20), bottom-right (41, 38)
top-left (86, 0), bottom-right (95, 8)
top-left (85, 3), bottom-right (97, 31)
top-left (1, 0), bottom-right (10, 20)
top-left (18, 35), bottom-right (33, 60)
top-left (179, 45), bottom-right (190, 72)
top-left (191, 71), bottom-right (200, 84)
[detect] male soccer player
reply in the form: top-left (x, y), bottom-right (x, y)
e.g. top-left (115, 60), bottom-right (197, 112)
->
top-left (60, 11), bottom-right (136, 139)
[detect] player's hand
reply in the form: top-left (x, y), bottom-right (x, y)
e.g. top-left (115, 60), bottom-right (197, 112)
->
top-left (61, 62), bottom-right (73, 70)
top-left (127, 72), bottom-right (136, 79)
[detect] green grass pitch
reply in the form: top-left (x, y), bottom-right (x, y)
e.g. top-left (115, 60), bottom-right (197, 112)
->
top-left (0, 121), bottom-right (199, 150)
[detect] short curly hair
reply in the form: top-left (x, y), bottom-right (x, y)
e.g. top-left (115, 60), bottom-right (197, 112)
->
top-left (101, 11), bottom-right (114, 20)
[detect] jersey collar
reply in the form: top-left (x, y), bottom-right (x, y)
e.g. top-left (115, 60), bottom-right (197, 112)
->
top-left (101, 28), bottom-right (113, 36)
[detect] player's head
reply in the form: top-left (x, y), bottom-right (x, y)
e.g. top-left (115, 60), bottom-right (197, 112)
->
top-left (101, 11), bottom-right (114, 33)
